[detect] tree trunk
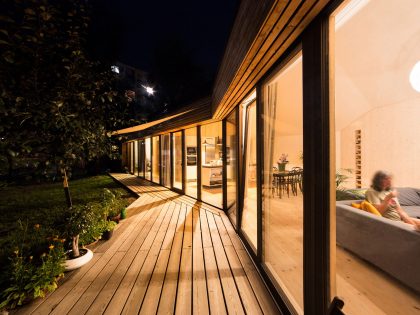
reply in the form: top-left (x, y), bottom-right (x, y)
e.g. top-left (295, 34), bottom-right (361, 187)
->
top-left (72, 235), bottom-right (80, 258)
top-left (7, 155), bottom-right (13, 181)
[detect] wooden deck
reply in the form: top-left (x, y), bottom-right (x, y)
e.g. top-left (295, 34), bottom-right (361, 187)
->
top-left (16, 173), bottom-right (280, 315)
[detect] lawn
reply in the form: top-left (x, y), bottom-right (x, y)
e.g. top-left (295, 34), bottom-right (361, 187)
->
top-left (0, 175), bottom-right (134, 251)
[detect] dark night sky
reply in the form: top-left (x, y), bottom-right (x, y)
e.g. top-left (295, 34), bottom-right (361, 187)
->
top-left (90, 0), bottom-right (239, 77)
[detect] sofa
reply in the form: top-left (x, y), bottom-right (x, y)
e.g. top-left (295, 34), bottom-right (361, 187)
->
top-left (336, 187), bottom-right (420, 293)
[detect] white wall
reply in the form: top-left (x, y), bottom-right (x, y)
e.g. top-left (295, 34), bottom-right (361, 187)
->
top-left (339, 99), bottom-right (420, 188)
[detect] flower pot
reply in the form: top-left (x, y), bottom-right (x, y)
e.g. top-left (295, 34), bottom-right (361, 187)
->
top-left (278, 163), bottom-right (287, 171)
top-left (102, 229), bottom-right (114, 240)
top-left (64, 248), bottom-right (93, 271)
top-left (108, 214), bottom-right (120, 224)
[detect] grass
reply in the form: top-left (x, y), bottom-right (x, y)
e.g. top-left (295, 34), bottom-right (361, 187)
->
top-left (0, 175), bottom-right (134, 250)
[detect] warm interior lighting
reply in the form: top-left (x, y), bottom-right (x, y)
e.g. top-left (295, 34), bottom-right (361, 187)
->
top-left (409, 61), bottom-right (420, 92)
top-left (142, 85), bottom-right (155, 95)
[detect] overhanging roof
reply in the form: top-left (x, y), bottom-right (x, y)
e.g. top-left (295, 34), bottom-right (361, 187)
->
top-left (112, 97), bottom-right (212, 138)
top-left (112, 109), bottom-right (194, 135)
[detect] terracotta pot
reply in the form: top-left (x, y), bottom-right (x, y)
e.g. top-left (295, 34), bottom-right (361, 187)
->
top-left (64, 248), bottom-right (93, 271)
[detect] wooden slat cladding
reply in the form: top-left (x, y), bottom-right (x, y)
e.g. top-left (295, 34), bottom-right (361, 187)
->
top-left (125, 98), bottom-right (213, 140)
top-left (212, 0), bottom-right (331, 120)
top-left (212, 0), bottom-right (276, 114)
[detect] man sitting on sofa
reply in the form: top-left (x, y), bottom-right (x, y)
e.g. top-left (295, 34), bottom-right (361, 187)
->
top-left (366, 170), bottom-right (420, 230)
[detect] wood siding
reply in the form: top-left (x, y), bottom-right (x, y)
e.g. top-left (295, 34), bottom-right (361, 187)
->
top-left (212, 0), bottom-right (331, 120)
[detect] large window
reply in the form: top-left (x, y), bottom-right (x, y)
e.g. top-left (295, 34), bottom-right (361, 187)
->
top-left (226, 109), bottom-right (238, 225)
top-left (172, 131), bottom-right (183, 190)
top-left (240, 91), bottom-right (257, 251)
top-left (133, 140), bottom-right (138, 176)
top-left (262, 52), bottom-right (304, 313)
top-left (152, 136), bottom-right (160, 184)
top-left (185, 127), bottom-right (198, 198)
top-left (161, 134), bottom-right (171, 187)
top-left (201, 122), bottom-right (223, 208)
top-left (145, 137), bottom-right (151, 181)
top-left (331, 1), bottom-right (420, 314)
top-left (139, 139), bottom-right (145, 178)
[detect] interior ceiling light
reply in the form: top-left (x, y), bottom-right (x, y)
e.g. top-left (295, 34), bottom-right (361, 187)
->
top-left (409, 61), bottom-right (420, 92)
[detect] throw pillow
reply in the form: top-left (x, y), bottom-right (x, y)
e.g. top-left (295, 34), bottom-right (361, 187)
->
top-left (351, 202), bottom-right (361, 209)
top-left (360, 200), bottom-right (382, 216)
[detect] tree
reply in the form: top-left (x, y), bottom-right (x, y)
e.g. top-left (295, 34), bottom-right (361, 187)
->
top-left (0, 0), bottom-right (133, 180)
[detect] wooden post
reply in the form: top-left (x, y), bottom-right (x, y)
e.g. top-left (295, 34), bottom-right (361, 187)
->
top-left (62, 168), bottom-right (72, 208)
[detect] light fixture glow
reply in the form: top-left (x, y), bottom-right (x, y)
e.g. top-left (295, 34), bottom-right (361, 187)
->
top-left (409, 61), bottom-right (420, 93)
top-left (111, 65), bottom-right (119, 74)
top-left (142, 85), bottom-right (155, 95)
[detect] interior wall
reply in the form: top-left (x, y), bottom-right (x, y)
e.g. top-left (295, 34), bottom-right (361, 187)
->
top-left (340, 99), bottom-right (420, 188)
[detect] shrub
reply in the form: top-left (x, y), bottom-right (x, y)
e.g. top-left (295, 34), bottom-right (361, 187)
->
top-left (0, 221), bottom-right (65, 310)
top-left (63, 205), bottom-right (96, 258)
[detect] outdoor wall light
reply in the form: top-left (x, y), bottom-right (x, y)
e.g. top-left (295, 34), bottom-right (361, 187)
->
top-left (111, 65), bottom-right (119, 74)
top-left (142, 85), bottom-right (155, 96)
top-left (409, 61), bottom-right (420, 92)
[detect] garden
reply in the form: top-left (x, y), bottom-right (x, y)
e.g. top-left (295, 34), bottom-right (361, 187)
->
top-left (0, 175), bottom-right (135, 310)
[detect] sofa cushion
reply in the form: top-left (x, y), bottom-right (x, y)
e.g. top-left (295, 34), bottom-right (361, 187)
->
top-left (397, 187), bottom-right (420, 206)
top-left (403, 206), bottom-right (420, 218)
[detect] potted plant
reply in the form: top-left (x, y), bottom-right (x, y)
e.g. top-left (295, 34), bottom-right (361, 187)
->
top-left (277, 153), bottom-right (289, 171)
top-left (62, 205), bottom-right (95, 271)
top-left (101, 220), bottom-right (117, 240)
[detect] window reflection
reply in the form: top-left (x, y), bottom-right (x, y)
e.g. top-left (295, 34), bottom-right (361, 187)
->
top-left (226, 109), bottom-right (238, 225)
top-left (172, 131), bottom-right (183, 190)
top-left (185, 128), bottom-right (198, 198)
top-left (152, 136), bottom-right (160, 184)
top-left (161, 134), bottom-right (171, 187)
top-left (201, 122), bottom-right (223, 208)
top-left (262, 52), bottom-right (303, 313)
top-left (145, 137), bottom-right (151, 181)
top-left (241, 92), bottom-right (257, 250)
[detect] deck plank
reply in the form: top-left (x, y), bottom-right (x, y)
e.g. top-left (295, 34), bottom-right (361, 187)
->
top-left (21, 173), bottom-right (280, 315)
top-left (192, 206), bottom-right (210, 315)
top-left (156, 203), bottom-right (186, 315)
top-left (206, 211), bottom-right (245, 315)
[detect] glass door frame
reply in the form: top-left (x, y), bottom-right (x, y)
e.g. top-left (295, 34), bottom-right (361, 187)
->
top-left (222, 107), bottom-right (240, 226)
top-left (237, 94), bottom-right (259, 256)
top-left (170, 130), bottom-right (185, 193)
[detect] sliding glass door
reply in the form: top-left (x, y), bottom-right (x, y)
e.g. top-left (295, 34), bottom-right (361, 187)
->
top-left (240, 91), bottom-right (258, 252)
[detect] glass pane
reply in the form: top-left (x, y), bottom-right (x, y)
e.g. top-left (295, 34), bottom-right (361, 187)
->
top-left (262, 52), bottom-right (304, 313)
top-left (226, 109), bottom-right (238, 225)
top-left (145, 137), bottom-right (151, 180)
top-left (332, 1), bottom-right (420, 313)
top-left (161, 134), bottom-right (171, 187)
top-left (139, 139), bottom-right (145, 178)
top-left (172, 131), bottom-right (183, 190)
top-left (134, 141), bottom-right (138, 175)
top-left (185, 128), bottom-right (198, 198)
top-left (152, 136), bottom-right (160, 184)
top-left (201, 122), bottom-right (223, 208)
top-left (241, 94), bottom-right (257, 250)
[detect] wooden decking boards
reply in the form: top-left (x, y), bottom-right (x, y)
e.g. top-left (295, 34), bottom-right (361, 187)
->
top-left (16, 173), bottom-right (280, 315)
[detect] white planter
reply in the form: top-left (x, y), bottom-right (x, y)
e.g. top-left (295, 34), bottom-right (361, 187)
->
top-left (64, 248), bottom-right (93, 271)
